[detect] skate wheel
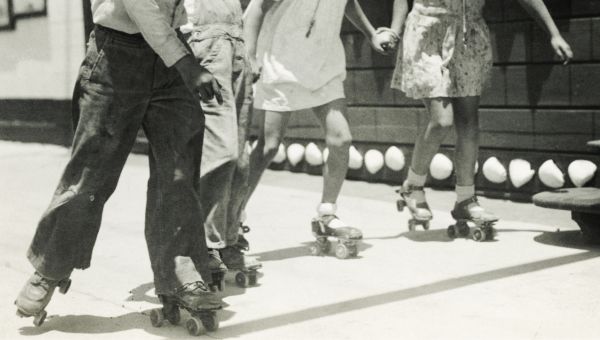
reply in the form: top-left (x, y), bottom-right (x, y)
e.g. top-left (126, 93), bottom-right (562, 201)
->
top-left (472, 228), bottom-right (486, 242)
top-left (33, 310), bottom-right (47, 327)
top-left (150, 308), bottom-right (165, 327)
top-left (59, 279), bottom-right (71, 294)
top-left (485, 226), bottom-right (496, 240)
top-left (248, 273), bottom-right (258, 286)
top-left (335, 243), bottom-right (350, 259)
top-left (423, 221), bottom-right (430, 231)
top-left (186, 317), bottom-right (205, 336)
top-left (458, 224), bottom-right (470, 237)
top-left (408, 220), bottom-right (416, 232)
top-left (166, 308), bottom-right (181, 325)
top-left (317, 238), bottom-right (331, 253)
top-left (447, 225), bottom-right (456, 238)
top-left (396, 199), bottom-right (406, 212)
top-left (235, 272), bottom-right (248, 288)
top-left (349, 245), bottom-right (358, 257)
top-left (201, 314), bottom-right (219, 332)
top-left (309, 245), bottom-right (322, 256)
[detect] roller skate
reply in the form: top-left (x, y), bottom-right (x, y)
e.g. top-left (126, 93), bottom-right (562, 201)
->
top-left (221, 245), bottom-right (262, 288)
top-left (15, 272), bottom-right (72, 327)
top-left (447, 196), bottom-right (498, 242)
top-left (396, 184), bottom-right (433, 231)
top-left (310, 203), bottom-right (363, 259)
top-left (149, 281), bottom-right (221, 336)
top-left (207, 249), bottom-right (227, 292)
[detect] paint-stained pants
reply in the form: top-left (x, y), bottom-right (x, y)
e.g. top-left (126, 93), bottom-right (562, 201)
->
top-left (188, 25), bottom-right (253, 248)
top-left (27, 25), bottom-right (210, 294)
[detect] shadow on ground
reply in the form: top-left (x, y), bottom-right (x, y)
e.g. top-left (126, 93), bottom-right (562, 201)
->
top-left (252, 241), bottom-right (374, 262)
top-left (18, 231), bottom-right (599, 338)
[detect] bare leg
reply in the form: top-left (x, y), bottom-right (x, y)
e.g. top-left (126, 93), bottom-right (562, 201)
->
top-left (244, 109), bottom-right (292, 204)
top-left (409, 98), bottom-right (455, 176)
top-left (452, 96), bottom-right (479, 188)
top-left (450, 96), bottom-right (497, 222)
top-left (312, 98), bottom-right (352, 204)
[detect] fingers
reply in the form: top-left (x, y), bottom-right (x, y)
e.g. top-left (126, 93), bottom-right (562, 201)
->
top-left (212, 79), bottom-right (224, 105)
top-left (372, 43), bottom-right (386, 55)
top-left (199, 87), bottom-right (211, 101)
top-left (252, 65), bottom-right (262, 83)
top-left (562, 45), bottom-right (573, 65)
top-left (557, 44), bottom-right (572, 65)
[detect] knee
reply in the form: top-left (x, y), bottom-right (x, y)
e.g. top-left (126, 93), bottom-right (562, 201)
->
top-left (325, 130), bottom-right (352, 150)
top-left (428, 117), bottom-right (454, 135)
top-left (431, 114), bottom-right (454, 129)
top-left (260, 135), bottom-right (283, 159)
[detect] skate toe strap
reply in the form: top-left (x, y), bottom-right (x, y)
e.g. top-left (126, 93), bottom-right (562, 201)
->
top-left (333, 227), bottom-right (363, 239)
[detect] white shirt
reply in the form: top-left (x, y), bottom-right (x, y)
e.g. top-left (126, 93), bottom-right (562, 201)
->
top-left (92, 0), bottom-right (189, 67)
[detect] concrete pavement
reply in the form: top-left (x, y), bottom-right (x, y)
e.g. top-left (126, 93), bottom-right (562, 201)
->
top-left (1, 141), bottom-right (599, 340)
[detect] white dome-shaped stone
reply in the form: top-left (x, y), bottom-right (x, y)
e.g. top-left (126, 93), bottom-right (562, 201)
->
top-left (482, 157), bottom-right (507, 184)
top-left (304, 142), bottom-right (323, 166)
top-left (538, 159), bottom-right (565, 188)
top-left (568, 160), bottom-right (597, 187)
top-left (429, 153), bottom-right (453, 180)
top-left (348, 146), bottom-right (363, 170)
top-left (384, 146), bottom-right (405, 171)
top-left (509, 159), bottom-right (535, 188)
top-left (272, 144), bottom-right (286, 164)
top-left (287, 143), bottom-right (305, 166)
top-left (365, 149), bottom-right (384, 174)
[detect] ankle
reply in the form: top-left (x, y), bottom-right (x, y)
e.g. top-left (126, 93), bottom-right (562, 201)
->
top-left (405, 168), bottom-right (427, 188)
top-left (455, 185), bottom-right (475, 203)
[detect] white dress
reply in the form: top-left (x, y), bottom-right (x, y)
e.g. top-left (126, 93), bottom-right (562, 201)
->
top-left (253, 0), bottom-right (348, 112)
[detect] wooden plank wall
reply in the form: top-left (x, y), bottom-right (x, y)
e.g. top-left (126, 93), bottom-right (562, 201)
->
top-left (273, 0), bottom-right (600, 198)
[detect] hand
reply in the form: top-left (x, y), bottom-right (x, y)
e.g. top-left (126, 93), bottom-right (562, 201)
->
top-left (550, 35), bottom-right (573, 65)
top-left (371, 27), bottom-right (400, 55)
top-left (248, 56), bottom-right (262, 83)
top-left (174, 55), bottom-right (223, 104)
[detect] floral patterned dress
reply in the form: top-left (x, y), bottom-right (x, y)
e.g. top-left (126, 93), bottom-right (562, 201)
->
top-left (391, 0), bottom-right (493, 99)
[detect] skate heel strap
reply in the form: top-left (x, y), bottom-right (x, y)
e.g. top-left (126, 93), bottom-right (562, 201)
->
top-left (396, 185), bottom-right (425, 195)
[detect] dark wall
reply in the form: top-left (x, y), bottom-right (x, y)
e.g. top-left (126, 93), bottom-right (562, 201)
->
top-left (278, 0), bottom-right (600, 197)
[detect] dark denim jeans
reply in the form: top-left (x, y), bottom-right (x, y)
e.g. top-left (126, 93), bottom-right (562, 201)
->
top-left (188, 25), bottom-right (253, 248)
top-left (27, 26), bottom-right (210, 294)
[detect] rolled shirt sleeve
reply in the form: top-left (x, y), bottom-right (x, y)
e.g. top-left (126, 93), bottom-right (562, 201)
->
top-left (121, 0), bottom-right (189, 67)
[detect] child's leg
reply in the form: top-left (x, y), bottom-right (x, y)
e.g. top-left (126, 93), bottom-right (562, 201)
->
top-left (452, 96), bottom-right (479, 189)
top-left (408, 98), bottom-right (455, 181)
top-left (310, 99), bottom-right (361, 258)
top-left (244, 109), bottom-right (292, 205)
top-left (398, 98), bottom-right (454, 222)
top-left (312, 98), bottom-right (352, 204)
top-left (451, 96), bottom-right (497, 221)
